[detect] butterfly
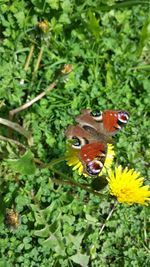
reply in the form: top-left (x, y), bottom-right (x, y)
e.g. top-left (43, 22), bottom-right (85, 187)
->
top-left (65, 109), bottom-right (129, 176)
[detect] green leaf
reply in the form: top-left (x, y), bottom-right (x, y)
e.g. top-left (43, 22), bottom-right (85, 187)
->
top-left (14, 11), bottom-right (25, 28)
top-left (137, 14), bottom-right (150, 56)
top-left (70, 253), bottom-right (90, 267)
top-left (68, 233), bottom-right (85, 250)
top-left (46, 0), bottom-right (59, 9)
top-left (43, 233), bottom-right (65, 255)
top-left (7, 150), bottom-right (36, 175)
top-left (0, 259), bottom-right (13, 267)
top-left (85, 214), bottom-right (98, 223)
top-left (99, 1), bottom-right (149, 11)
top-left (33, 225), bottom-right (50, 238)
top-left (87, 11), bottom-right (101, 39)
top-left (30, 204), bottom-right (46, 225)
top-left (15, 194), bottom-right (31, 210)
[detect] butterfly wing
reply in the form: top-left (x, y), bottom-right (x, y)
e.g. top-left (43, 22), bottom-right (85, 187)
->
top-left (75, 109), bottom-right (129, 136)
top-left (102, 110), bottom-right (129, 134)
top-left (79, 142), bottom-right (107, 176)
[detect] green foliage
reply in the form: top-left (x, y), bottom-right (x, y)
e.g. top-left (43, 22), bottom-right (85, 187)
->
top-left (0, 0), bottom-right (150, 266)
top-left (7, 150), bottom-right (36, 175)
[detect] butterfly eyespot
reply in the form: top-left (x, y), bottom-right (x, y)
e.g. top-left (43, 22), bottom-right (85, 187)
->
top-left (86, 159), bottom-right (103, 176)
top-left (72, 136), bottom-right (81, 147)
top-left (90, 110), bottom-right (103, 122)
top-left (91, 110), bottom-right (102, 117)
top-left (118, 111), bottom-right (129, 126)
top-left (72, 136), bottom-right (87, 149)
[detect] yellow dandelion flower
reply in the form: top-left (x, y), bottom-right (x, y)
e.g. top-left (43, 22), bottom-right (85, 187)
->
top-left (61, 64), bottom-right (73, 74)
top-left (107, 166), bottom-right (150, 205)
top-left (65, 143), bottom-right (115, 177)
top-left (38, 20), bottom-right (49, 33)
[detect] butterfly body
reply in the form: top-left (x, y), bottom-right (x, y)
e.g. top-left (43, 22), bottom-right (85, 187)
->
top-left (65, 109), bottom-right (129, 176)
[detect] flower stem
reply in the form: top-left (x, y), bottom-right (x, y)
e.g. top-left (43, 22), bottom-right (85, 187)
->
top-left (32, 45), bottom-right (44, 80)
top-left (20, 44), bottom-right (35, 84)
top-left (51, 177), bottom-right (105, 197)
top-left (99, 202), bottom-right (117, 235)
top-left (44, 156), bottom-right (65, 168)
top-left (24, 44), bottom-right (35, 71)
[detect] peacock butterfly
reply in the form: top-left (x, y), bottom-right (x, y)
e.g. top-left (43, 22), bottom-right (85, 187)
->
top-left (65, 109), bottom-right (129, 176)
